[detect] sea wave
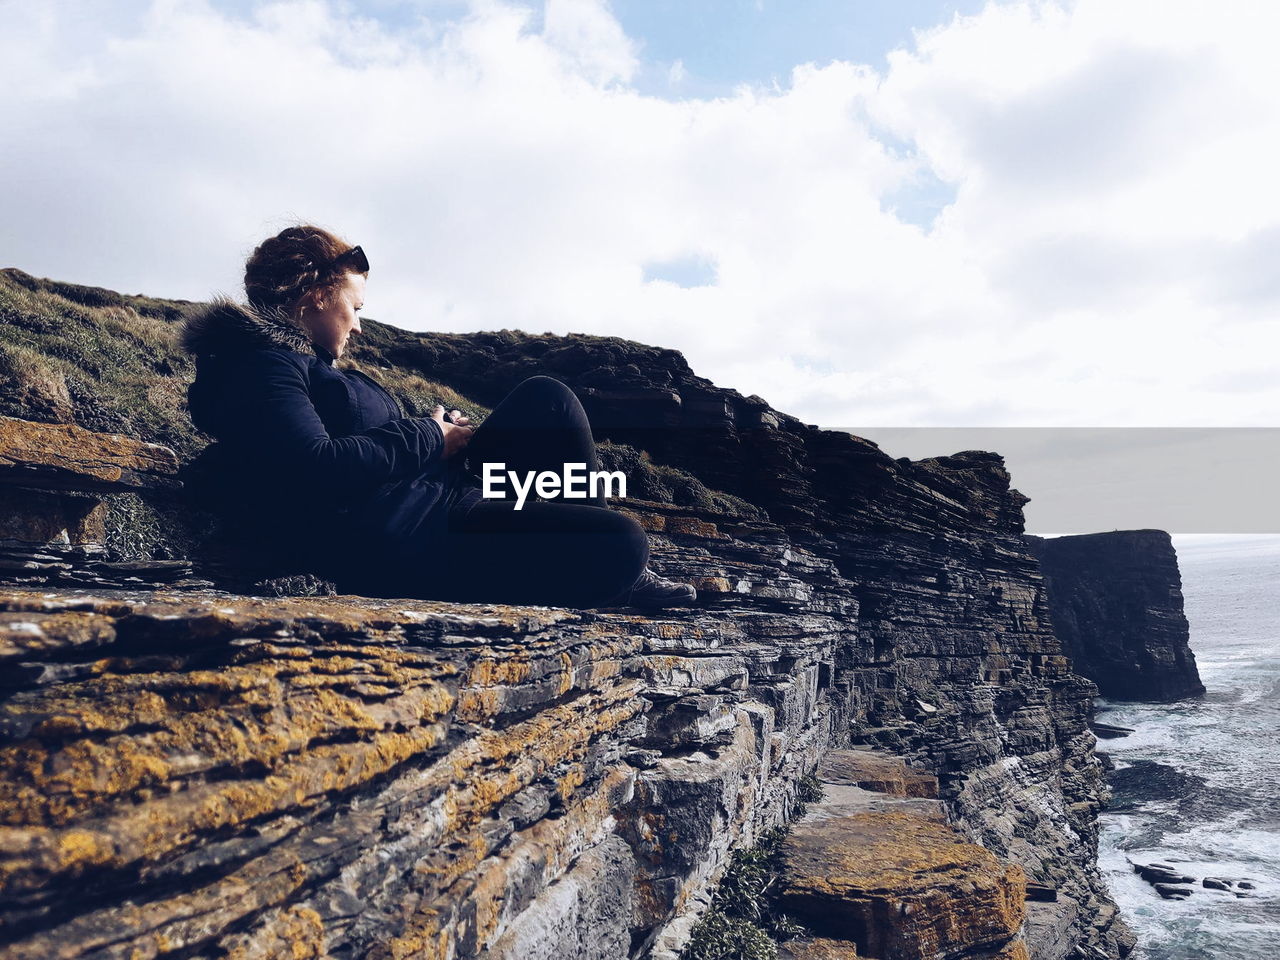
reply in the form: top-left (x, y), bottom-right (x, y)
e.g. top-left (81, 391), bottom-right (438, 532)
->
top-left (1095, 535), bottom-right (1280, 959)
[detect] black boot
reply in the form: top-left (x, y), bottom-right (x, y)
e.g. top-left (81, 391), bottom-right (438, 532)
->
top-left (611, 567), bottom-right (697, 608)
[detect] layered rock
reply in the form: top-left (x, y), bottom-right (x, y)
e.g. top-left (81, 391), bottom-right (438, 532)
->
top-left (365, 323), bottom-right (1134, 957)
top-left (1026, 531), bottom-right (1204, 701)
top-left (0, 270), bottom-right (1140, 959)
top-left (780, 938), bottom-right (862, 959)
top-left (0, 517), bottom-right (852, 960)
top-left (375, 322), bottom-right (1135, 957)
top-left (780, 750), bottom-right (1029, 960)
top-left (0, 415), bottom-right (203, 589)
top-left (0, 415), bottom-right (180, 492)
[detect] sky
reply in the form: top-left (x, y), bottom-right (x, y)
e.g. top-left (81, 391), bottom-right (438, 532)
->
top-left (3, 0), bottom-right (1279, 431)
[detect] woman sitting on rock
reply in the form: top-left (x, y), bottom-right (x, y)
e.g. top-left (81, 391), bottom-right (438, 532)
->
top-left (181, 224), bottom-right (696, 608)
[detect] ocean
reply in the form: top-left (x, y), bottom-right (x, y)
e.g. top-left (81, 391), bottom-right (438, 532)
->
top-left (1096, 534), bottom-right (1280, 959)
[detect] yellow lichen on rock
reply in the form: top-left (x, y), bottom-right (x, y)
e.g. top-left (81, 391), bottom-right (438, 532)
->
top-left (0, 415), bottom-right (179, 489)
top-left (55, 828), bottom-right (116, 872)
top-left (0, 659), bottom-right (455, 826)
top-left (0, 610), bottom-right (117, 659)
top-left (781, 812), bottom-right (1027, 960)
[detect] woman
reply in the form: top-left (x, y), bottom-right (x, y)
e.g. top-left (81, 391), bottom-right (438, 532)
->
top-left (182, 224), bottom-right (696, 608)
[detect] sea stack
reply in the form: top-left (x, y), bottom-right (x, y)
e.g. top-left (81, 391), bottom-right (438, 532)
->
top-left (1027, 530), bottom-right (1205, 701)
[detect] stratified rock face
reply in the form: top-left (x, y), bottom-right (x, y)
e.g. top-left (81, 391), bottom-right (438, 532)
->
top-left (1026, 531), bottom-right (1204, 701)
top-left (0, 417), bottom-right (199, 590)
top-left (394, 326), bottom-right (1134, 958)
top-left (0, 566), bottom-right (851, 960)
top-left (0, 272), bottom-right (1138, 959)
top-left (382, 327), bottom-right (1131, 958)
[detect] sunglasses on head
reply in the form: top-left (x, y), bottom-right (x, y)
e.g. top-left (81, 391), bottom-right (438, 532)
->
top-left (332, 245), bottom-right (370, 274)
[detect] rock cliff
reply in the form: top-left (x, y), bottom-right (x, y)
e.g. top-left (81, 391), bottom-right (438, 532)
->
top-left (1025, 532), bottom-right (1204, 702)
top-left (0, 267), bottom-right (1137, 959)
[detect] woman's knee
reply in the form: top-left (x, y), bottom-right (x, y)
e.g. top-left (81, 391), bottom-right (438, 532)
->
top-left (513, 375), bottom-right (571, 399)
top-left (512, 376), bottom-right (581, 413)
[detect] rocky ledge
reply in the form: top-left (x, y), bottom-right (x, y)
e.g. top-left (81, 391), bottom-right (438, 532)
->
top-left (0, 584), bottom-right (831, 959)
top-left (779, 750), bottom-right (1028, 960)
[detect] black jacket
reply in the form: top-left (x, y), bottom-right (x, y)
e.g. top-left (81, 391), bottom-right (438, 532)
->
top-left (182, 298), bottom-right (477, 584)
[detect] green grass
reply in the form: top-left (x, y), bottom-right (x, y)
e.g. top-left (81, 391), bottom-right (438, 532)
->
top-left (680, 776), bottom-right (826, 960)
top-left (597, 441), bottom-right (765, 520)
top-left (0, 270), bottom-right (201, 455)
top-left (793, 774), bottom-right (825, 817)
top-left (682, 912), bottom-right (778, 960)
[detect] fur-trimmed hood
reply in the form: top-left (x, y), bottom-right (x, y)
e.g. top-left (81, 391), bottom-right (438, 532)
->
top-left (181, 297), bottom-right (313, 357)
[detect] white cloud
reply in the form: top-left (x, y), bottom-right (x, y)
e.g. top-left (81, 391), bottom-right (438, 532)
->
top-left (2, 0), bottom-right (1279, 428)
top-left (541, 0), bottom-right (638, 84)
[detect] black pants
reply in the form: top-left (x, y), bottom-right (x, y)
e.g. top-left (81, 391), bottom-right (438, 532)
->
top-left (435, 377), bottom-right (648, 608)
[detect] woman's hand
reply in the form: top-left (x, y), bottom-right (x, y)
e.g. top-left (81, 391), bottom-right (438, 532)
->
top-left (431, 405), bottom-right (474, 459)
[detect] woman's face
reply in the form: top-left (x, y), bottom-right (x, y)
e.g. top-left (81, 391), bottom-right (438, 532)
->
top-left (301, 271), bottom-right (366, 358)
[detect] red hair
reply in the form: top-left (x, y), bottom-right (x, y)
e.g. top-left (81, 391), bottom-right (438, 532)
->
top-left (244, 224), bottom-right (366, 316)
